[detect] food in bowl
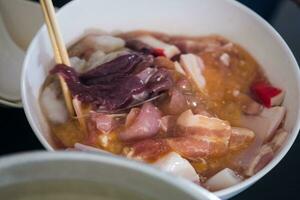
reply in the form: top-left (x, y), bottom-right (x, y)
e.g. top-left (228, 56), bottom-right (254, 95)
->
top-left (40, 30), bottom-right (288, 191)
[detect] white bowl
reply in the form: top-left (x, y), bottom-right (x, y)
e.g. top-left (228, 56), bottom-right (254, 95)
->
top-left (0, 151), bottom-right (219, 200)
top-left (21, 0), bottom-right (300, 199)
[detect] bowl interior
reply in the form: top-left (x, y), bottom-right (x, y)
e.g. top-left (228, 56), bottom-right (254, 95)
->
top-left (22, 0), bottom-right (300, 199)
top-left (0, 152), bottom-right (218, 200)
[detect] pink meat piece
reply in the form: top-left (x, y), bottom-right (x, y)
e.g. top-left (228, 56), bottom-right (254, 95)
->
top-left (234, 131), bottom-right (265, 169)
top-left (129, 139), bottom-right (170, 161)
top-left (119, 103), bottom-right (162, 141)
top-left (167, 136), bottom-right (229, 160)
top-left (241, 129), bottom-right (288, 176)
top-left (160, 115), bottom-right (177, 133)
top-left (176, 110), bottom-right (231, 142)
top-left (176, 78), bottom-right (192, 93)
top-left (166, 88), bottom-right (188, 115)
top-left (242, 99), bottom-right (263, 115)
top-left (86, 123), bottom-right (101, 145)
top-left (125, 108), bottom-right (141, 127)
top-left (245, 145), bottom-right (274, 176)
top-left (229, 127), bottom-right (255, 151)
top-left (269, 129), bottom-right (288, 151)
top-left (90, 112), bottom-right (117, 133)
top-left (136, 67), bottom-right (157, 84)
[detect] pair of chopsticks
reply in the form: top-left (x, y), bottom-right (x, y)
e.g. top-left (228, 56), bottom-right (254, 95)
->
top-left (40, 0), bottom-right (86, 130)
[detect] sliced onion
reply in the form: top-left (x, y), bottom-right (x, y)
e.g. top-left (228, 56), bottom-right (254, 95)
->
top-left (205, 168), bottom-right (242, 191)
top-left (153, 152), bottom-right (199, 182)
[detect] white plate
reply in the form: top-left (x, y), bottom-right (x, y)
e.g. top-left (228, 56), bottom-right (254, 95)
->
top-left (0, 0), bottom-right (43, 107)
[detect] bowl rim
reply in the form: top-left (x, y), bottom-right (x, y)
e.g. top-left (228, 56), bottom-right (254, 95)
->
top-left (21, 0), bottom-right (300, 198)
top-left (0, 151), bottom-right (219, 200)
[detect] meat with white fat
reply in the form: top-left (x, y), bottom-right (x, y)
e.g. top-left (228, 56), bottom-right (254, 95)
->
top-left (180, 54), bottom-right (206, 92)
top-left (125, 108), bottom-right (140, 127)
top-left (160, 115), bottom-right (176, 133)
top-left (137, 35), bottom-right (180, 58)
top-left (90, 112), bottom-right (117, 133)
top-left (244, 129), bottom-right (288, 176)
top-left (165, 88), bottom-right (188, 115)
top-left (229, 127), bottom-right (255, 151)
top-left (167, 110), bottom-right (231, 159)
top-left (245, 145), bottom-right (274, 176)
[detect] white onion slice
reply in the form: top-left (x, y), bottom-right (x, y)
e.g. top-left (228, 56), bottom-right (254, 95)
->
top-left (270, 91), bottom-right (285, 107)
top-left (70, 56), bottom-right (86, 72)
top-left (153, 152), bottom-right (199, 182)
top-left (40, 82), bottom-right (68, 124)
top-left (260, 106), bottom-right (286, 141)
top-left (240, 106), bottom-right (286, 142)
top-left (174, 61), bottom-right (186, 75)
top-left (205, 168), bottom-right (242, 191)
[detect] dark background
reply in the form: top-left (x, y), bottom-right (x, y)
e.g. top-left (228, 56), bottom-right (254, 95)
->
top-left (1, 0), bottom-right (299, 199)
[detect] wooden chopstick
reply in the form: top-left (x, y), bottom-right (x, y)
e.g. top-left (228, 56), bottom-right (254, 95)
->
top-left (40, 0), bottom-right (87, 131)
top-left (42, 0), bottom-right (71, 66)
top-left (40, 0), bottom-right (62, 64)
top-left (40, 0), bottom-right (73, 115)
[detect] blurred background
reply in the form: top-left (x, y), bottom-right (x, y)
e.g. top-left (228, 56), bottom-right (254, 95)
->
top-left (270, 0), bottom-right (300, 62)
top-left (35, 0), bottom-right (300, 63)
top-left (1, 0), bottom-right (300, 63)
top-left (0, 0), bottom-right (299, 200)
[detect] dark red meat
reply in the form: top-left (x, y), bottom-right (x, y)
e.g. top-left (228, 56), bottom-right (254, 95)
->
top-left (51, 53), bottom-right (173, 111)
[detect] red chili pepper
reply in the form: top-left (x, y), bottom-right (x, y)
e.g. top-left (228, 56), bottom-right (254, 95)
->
top-left (251, 82), bottom-right (282, 108)
top-left (153, 48), bottom-right (165, 57)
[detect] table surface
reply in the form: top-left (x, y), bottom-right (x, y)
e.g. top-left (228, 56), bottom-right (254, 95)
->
top-left (1, 0), bottom-right (299, 199)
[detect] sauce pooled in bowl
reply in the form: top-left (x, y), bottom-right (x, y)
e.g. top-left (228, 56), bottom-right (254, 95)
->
top-left (40, 31), bottom-right (287, 191)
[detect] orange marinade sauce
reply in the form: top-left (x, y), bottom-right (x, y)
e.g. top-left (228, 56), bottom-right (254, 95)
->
top-left (42, 31), bottom-right (266, 182)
